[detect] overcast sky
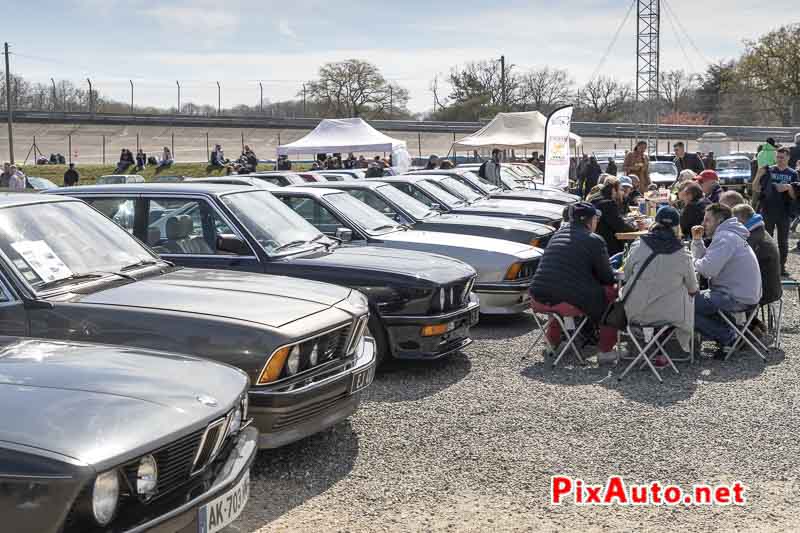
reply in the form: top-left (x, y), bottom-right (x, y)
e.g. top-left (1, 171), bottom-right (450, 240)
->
top-left (2, 0), bottom-right (783, 113)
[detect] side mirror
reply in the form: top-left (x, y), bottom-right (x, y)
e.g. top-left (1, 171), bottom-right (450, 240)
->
top-left (335, 227), bottom-right (353, 243)
top-left (216, 234), bottom-right (250, 255)
top-left (430, 203), bottom-right (442, 211)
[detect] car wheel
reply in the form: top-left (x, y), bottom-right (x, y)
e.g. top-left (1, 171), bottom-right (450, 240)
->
top-left (366, 316), bottom-right (390, 367)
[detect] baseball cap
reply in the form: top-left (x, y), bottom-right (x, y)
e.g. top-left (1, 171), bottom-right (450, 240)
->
top-left (696, 170), bottom-right (719, 183)
top-left (655, 205), bottom-right (680, 228)
top-left (570, 201), bottom-right (602, 221)
top-left (619, 176), bottom-right (634, 189)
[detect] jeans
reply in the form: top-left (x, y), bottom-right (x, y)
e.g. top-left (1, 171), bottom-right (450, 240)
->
top-left (546, 286), bottom-right (619, 352)
top-left (694, 290), bottom-right (741, 345)
top-left (764, 215), bottom-right (790, 268)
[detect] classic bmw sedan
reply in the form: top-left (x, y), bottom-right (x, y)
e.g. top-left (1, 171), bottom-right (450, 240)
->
top-left (0, 338), bottom-right (256, 533)
top-left (0, 193), bottom-right (375, 449)
top-left (410, 169), bottom-right (580, 206)
top-left (272, 187), bottom-right (542, 315)
top-left (297, 180), bottom-right (555, 247)
top-left (376, 175), bottom-right (563, 226)
top-left (54, 183), bottom-right (479, 364)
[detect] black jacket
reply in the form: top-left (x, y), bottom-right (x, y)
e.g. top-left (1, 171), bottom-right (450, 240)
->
top-left (606, 161), bottom-right (618, 175)
top-left (706, 182), bottom-right (722, 204)
top-left (790, 145), bottom-right (800, 170)
top-left (748, 224), bottom-right (782, 305)
top-left (680, 198), bottom-right (710, 238)
top-left (592, 196), bottom-right (636, 256)
top-left (63, 168), bottom-right (80, 186)
top-left (585, 162), bottom-right (602, 192)
top-left (530, 224), bottom-right (616, 322)
top-left (674, 153), bottom-right (705, 174)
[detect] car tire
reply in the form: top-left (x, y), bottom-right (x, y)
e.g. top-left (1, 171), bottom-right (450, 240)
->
top-left (367, 316), bottom-right (390, 367)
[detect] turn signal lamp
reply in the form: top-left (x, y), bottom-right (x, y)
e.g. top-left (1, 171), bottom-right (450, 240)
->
top-left (258, 347), bottom-right (290, 384)
top-left (505, 263), bottom-right (522, 280)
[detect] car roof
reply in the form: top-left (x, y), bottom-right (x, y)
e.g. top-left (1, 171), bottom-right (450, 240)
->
top-left (276, 186), bottom-right (345, 197)
top-left (377, 175), bottom-right (428, 184)
top-left (298, 181), bottom-right (384, 190)
top-left (0, 192), bottom-right (74, 208)
top-left (44, 183), bottom-right (255, 196)
top-left (717, 154), bottom-right (750, 160)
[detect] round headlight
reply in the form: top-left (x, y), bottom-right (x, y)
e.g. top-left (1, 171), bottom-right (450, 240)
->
top-left (439, 289), bottom-right (446, 311)
top-left (136, 455), bottom-right (158, 498)
top-left (286, 345), bottom-right (300, 375)
top-left (92, 470), bottom-right (119, 526)
top-left (309, 343), bottom-right (319, 366)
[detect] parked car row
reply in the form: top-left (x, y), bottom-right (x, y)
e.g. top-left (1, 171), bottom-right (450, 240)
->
top-left (3, 164), bottom-right (576, 531)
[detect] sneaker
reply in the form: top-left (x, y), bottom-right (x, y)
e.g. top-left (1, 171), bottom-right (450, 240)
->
top-left (653, 355), bottom-right (669, 368)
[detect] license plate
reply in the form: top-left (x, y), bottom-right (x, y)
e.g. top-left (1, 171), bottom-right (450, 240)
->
top-left (469, 307), bottom-right (480, 325)
top-left (198, 471), bottom-right (249, 533)
top-left (350, 366), bottom-right (374, 393)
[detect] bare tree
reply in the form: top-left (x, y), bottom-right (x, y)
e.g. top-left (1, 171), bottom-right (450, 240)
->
top-left (660, 69), bottom-right (698, 114)
top-left (517, 67), bottom-right (573, 114)
top-left (304, 59), bottom-right (409, 118)
top-left (577, 76), bottom-right (633, 121)
top-left (429, 74), bottom-right (449, 113)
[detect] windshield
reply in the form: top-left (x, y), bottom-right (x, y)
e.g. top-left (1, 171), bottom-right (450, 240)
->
top-left (650, 162), bottom-right (678, 176)
top-left (325, 192), bottom-right (401, 234)
top-left (376, 185), bottom-right (432, 219)
top-left (717, 159), bottom-right (751, 171)
top-left (459, 171), bottom-right (499, 193)
top-left (499, 168), bottom-right (525, 189)
top-left (27, 177), bottom-right (57, 190)
top-left (0, 201), bottom-right (156, 292)
top-left (415, 180), bottom-right (464, 207)
top-left (437, 177), bottom-right (484, 202)
top-left (221, 190), bottom-right (327, 255)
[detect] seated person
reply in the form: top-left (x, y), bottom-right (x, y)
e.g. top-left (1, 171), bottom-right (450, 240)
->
top-left (157, 147), bottom-right (174, 169)
top-left (136, 149), bottom-right (147, 170)
top-left (719, 190), bottom-right (745, 209)
top-left (240, 145), bottom-right (257, 173)
top-left (678, 181), bottom-right (709, 239)
top-left (530, 202), bottom-right (621, 362)
top-left (691, 203), bottom-right (762, 357)
top-left (697, 170), bottom-right (722, 203)
top-left (622, 206), bottom-right (698, 356)
top-left (732, 204), bottom-right (782, 336)
top-left (619, 176), bottom-right (641, 209)
top-left (209, 144), bottom-right (228, 167)
top-left (590, 176), bottom-right (640, 256)
top-left (114, 149), bottom-right (134, 173)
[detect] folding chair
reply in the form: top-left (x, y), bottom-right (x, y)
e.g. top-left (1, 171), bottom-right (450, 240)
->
top-left (718, 306), bottom-right (768, 361)
top-left (527, 300), bottom-right (590, 368)
top-left (760, 299), bottom-right (783, 349)
top-left (618, 323), bottom-right (683, 383)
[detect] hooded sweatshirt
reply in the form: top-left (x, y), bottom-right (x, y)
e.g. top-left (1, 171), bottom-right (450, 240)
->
top-left (692, 217), bottom-right (762, 306)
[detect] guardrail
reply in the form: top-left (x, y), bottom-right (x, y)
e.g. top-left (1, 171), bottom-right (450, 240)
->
top-left (0, 111), bottom-right (798, 142)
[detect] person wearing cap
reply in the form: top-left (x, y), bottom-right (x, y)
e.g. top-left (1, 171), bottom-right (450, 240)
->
top-left (530, 201), bottom-right (621, 361)
top-left (618, 175), bottom-right (642, 208)
top-left (696, 170), bottom-right (722, 204)
top-left (752, 146), bottom-right (798, 276)
top-left (673, 142), bottom-right (705, 174)
top-left (757, 138), bottom-right (778, 169)
top-left (621, 206), bottom-right (698, 357)
top-left (591, 176), bottom-right (640, 256)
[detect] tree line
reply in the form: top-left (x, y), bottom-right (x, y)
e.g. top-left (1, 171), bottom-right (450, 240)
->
top-left (2, 24), bottom-right (800, 126)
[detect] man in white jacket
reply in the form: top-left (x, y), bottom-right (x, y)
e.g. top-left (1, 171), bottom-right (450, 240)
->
top-left (691, 203), bottom-right (762, 356)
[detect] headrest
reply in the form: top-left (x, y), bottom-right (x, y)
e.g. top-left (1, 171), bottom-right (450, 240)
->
top-left (147, 227), bottom-right (161, 244)
top-left (166, 215), bottom-right (192, 240)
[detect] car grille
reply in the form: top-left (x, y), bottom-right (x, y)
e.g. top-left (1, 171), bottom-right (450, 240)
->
top-left (271, 391), bottom-right (349, 430)
top-left (122, 414), bottom-right (231, 502)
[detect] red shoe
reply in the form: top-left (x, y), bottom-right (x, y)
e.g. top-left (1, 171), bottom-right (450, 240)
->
top-left (654, 355), bottom-right (669, 368)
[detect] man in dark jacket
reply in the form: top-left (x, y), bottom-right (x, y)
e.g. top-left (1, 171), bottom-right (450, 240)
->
top-left (789, 134), bottom-right (800, 169)
top-left (732, 204), bottom-right (781, 306)
top-left (63, 163), bottom-right (80, 187)
top-left (678, 181), bottom-right (709, 239)
top-left (606, 158), bottom-right (618, 176)
top-left (590, 176), bottom-right (639, 256)
top-left (530, 202), bottom-right (620, 359)
top-left (673, 142), bottom-right (705, 174)
top-left (584, 156), bottom-right (602, 197)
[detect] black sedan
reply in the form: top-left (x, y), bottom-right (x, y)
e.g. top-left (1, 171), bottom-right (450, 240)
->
top-left (56, 183), bottom-right (479, 365)
top-left (1, 337), bottom-right (256, 533)
top-left (376, 175), bottom-right (563, 226)
top-left (298, 180), bottom-right (555, 247)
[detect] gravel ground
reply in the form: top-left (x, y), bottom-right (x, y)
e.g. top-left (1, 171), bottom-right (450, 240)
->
top-left (228, 253), bottom-right (800, 533)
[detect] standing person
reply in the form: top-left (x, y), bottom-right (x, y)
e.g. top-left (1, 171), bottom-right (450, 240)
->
top-left (691, 203), bottom-right (762, 356)
top-left (704, 151), bottom-right (717, 171)
top-left (576, 154), bottom-right (589, 195)
top-left (63, 163), bottom-right (80, 187)
top-left (344, 152), bottom-right (357, 169)
top-left (0, 162), bottom-right (12, 188)
top-left (673, 141), bottom-right (705, 174)
top-left (584, 156), bottom-right (602, 197)
top-left (697, 170), bottom-right (723, 204)
top-left (789, 133), bottom-right (800, 170)
top-left (479, 149), bottom-right (503, 188)
top-left (606, 157), bottom-right (618, 176)
top-left (472, 150), bottom-right (483, 163)
top-left (624, 141), bottom-right (651, 193)
top-left (751, 145), bottom-right (762, 180)
top-left (752, 147), bottom-right (798, 276)
top-left (530, 202), bottom-right (622, 363)
top-left (7, 166), bottom-right (25, 191)
top-left (590, 176), bottom-right (641, 256)
top-left (757, 138), bottom-right (778, 169)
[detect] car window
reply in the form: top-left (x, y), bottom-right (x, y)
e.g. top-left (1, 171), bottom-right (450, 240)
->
top-left (391, 183), bottom-right (434, 207)
top-left (346, 190), bottom-right (398, 219)
top-left (254, 176), bottom-right (286, 187)
top-left (280, 196), bottom-right (355, 237)
top-left (145, 198), bottom-right (236, 255)
top-left (85, 198), bottom-right (136, 233)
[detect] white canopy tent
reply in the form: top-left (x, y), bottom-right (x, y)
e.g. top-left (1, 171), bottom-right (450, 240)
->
top-left (277, 117), bottom-right (407, 156)
top-left (452, 111), bottom-right (582, 153)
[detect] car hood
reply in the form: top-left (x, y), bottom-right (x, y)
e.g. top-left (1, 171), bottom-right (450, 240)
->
top-left (428, 213), bottom-right (553, 236)
top-left (292, 245), bottom-right (476, 283)
top-left (0, 337), bottom-right (247, 467)
top-left (380, 229), bottom-right (537, 257)
top-left (73, 268), bottom-right (349, 328)
top-left (650, 172), bottom-right (677, 183)
top-left (468, 198), bottom-right (563, 218)
top-left (717, 169), bottom-right (750, 176)
top-left (493, 189), bottom-right (576, 204)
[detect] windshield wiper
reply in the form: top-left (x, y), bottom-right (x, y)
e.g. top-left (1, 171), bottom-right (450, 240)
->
top-left (120, 259), bottom-right (159, 272)
top-left (36, 270), bottom-right (135, 290)
top-left (273, 239), bottom-right (310, 252)
top-left (371, 224), bottom-right (398, 232)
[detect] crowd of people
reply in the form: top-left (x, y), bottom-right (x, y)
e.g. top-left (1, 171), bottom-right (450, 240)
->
top-left (0, 163), bottom-right (28, 190)
top-left (530, 138), bottom-right (794, 364)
